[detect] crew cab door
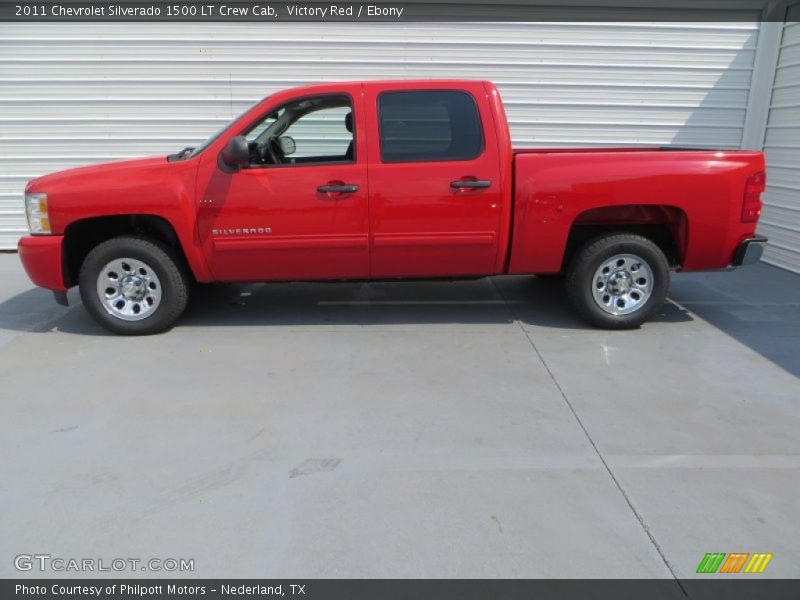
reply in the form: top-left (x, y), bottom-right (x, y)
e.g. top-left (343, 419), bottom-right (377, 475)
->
top-left (364, 81), bottom-right (504, 277)
top-left (195, 85), bottom-right (369, 281)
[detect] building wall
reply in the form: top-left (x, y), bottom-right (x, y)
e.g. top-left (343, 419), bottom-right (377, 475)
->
top-left (761, 10), bottom-right (800, 274)
top-left (0, 20), bottom-right (762, 250)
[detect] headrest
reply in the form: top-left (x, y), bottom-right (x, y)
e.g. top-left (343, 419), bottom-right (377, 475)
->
top-left (344, 111), bottom-right (353, 133)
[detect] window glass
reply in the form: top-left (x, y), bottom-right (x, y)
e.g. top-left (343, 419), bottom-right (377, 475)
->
top-left (378, 91), bottom-right (483, 163)
top-left (243, 94), bottom-right (354, 166)
top-left (284, 105), bottom-right (352, 158)
top-left (189, 101), bottom-right (258, 158)
top-left (245, 108), bottom-right (282, 144)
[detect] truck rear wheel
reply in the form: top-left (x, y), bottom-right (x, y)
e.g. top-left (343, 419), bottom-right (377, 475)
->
top-left (79, 236), bottom-right (189, 335)
top-left (565, 233), bottom-right (669, 329)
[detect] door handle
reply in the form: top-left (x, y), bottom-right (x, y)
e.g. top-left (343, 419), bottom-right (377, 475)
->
top-left (450, 179), bottom-right (491, 190)
top-left (318, 183), bottom-right (359, 194)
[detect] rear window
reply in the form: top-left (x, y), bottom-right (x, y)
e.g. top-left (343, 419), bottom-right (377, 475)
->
top-left (378, 90), bottom-right (484, 163)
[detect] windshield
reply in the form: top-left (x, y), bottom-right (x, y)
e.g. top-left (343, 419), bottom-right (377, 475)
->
top-left (188, 101), bottom-right (260, 158)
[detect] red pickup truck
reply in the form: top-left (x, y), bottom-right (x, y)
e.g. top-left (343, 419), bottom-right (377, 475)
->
top-left (18, 79), bottom-right (767, 335)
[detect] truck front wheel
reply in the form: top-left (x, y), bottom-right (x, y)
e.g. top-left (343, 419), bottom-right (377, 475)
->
top-left (79, 236), bottom-right (189, 335)
top-left (565, 233), bottom-right (670, 329)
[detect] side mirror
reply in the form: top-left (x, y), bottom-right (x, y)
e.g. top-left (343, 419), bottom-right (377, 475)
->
top-left (278, 135), bottom-right (296, 156)
top-left (221, 135), bottom-right (250, 169)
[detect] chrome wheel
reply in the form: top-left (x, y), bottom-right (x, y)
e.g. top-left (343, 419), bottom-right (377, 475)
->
top-left (592, 253), bottom-right (653, 316)
top-left (96, 257), bottom-right (162, 321)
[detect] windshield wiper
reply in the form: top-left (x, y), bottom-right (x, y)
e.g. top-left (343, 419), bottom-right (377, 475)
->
top-left (167, 146), bottom-right (196, 162)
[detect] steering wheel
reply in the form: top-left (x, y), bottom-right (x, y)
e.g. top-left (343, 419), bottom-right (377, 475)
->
top-left (261, 135), bottom-right (284, 165)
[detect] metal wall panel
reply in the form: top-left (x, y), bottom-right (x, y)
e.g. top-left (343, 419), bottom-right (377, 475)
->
top-left (0, 19), bottom-right (760, 249)
top-left (761, 12), bottom-right (800, 273)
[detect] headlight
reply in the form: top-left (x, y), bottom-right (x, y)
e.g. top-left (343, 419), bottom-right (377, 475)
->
top-left (25, 192), bottom-right (51, 234)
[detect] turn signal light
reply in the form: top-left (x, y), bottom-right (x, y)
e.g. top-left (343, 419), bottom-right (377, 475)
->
top-left (25, 192), bottom-right (51, 234)
top-left (741, 171), bottom-right (765, 223)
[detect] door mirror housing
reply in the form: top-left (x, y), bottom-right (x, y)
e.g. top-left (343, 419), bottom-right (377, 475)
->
top-left (221, 135), bottom-right (250, 169)
top-left (278, 135), bottom-right (296, 156)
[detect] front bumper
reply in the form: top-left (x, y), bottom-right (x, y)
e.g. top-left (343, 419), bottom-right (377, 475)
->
top-left (17, 234), bottom-right (68, 291)
top-left (732, 235), bottom-right (768, 267)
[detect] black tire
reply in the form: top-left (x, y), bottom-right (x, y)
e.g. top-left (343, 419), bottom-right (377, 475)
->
top-left (565, 233), bottom-right (669, 329)
top-left (79, 236), bottom-right (189, 335)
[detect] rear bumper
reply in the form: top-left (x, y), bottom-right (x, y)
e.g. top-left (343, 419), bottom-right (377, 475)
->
top-left (732, 235), bottom-right (768, 267)
top-left (17, 234), bottom-right (68, 291)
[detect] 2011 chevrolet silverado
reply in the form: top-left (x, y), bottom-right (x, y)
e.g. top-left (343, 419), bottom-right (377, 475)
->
top-left (18, 80), bottom-right (767, 335)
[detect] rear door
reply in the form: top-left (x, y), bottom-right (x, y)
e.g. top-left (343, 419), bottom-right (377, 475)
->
top-left (364, 82), bottom-right (504, 277)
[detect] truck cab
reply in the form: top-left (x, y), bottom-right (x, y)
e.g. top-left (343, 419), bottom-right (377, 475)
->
top-left (195, 80), bottom-right (509, 281)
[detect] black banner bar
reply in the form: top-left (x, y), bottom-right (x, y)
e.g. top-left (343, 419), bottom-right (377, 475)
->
top-left (0, 0), bottom-right (793, 22)
top-left (5, 579), bottom-right (800, 600)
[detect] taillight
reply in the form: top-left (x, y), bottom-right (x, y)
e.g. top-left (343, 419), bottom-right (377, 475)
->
top-left (742, 170), bottom-right (765, 223)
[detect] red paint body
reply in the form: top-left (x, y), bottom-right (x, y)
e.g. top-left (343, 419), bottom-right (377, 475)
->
top-left (18, 80), bottom-right (765, 292)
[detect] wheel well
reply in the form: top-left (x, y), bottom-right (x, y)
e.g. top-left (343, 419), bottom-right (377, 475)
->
top-left (63, 215), bottom-right (190, 287)
top-left (562, 205), bottom-right (687, 271)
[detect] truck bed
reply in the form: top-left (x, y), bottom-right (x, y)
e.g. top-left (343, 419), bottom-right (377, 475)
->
top-left (506, 147), bottom-right (765, 275)
top-left (513, 146), bottom-right (718, 154)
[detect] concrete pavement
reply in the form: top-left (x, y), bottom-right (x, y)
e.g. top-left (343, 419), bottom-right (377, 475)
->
top-left (0, 252), bottom-right (798, 580)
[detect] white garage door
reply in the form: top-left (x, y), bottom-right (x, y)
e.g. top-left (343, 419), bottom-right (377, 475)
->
top-left (761, 9), bottom-right (800, 274)
top-left (0, 20), bottom-right (760, 249)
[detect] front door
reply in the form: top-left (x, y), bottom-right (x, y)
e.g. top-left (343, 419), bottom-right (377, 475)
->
top-left (196, 87), bottom-right (369, 281)
top-left (364, 82), bottom-right (504, 278)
